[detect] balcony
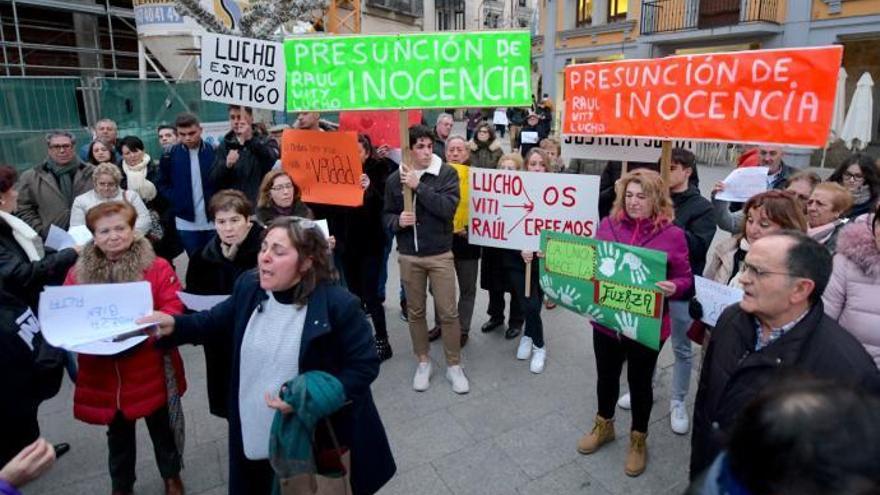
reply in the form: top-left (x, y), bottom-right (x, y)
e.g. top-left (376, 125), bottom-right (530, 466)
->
top-left (640, 0), bottom-right (781, 36)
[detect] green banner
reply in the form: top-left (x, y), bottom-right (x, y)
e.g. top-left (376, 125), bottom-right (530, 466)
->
top-left (284, 31), bottom-right (532, 111)
top-left (539, 231), bottom-right (668, 350)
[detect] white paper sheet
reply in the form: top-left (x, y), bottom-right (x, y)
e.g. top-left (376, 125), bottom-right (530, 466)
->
top-left (38, 282), bottom-right (154, 352)
top-left (68, 225), bottom-right (93, 245)
top-left (315, 219), bottom-right (330, 239)
top-left (45, 225), bottom-right (76, 251)
top-left (521, 131), bottom-right (539, 144)
top-left (715, 167), bottom-right (769, 203)
top-left (694, 276), bottom-right (744, 326)
top-left (70, 335), bottom-right (149, 356)
top-left (177, 292), bottom-right (229, 312)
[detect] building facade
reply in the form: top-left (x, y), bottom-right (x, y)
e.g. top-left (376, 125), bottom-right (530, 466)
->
top-left (533, 0), bottom-right (880, 147)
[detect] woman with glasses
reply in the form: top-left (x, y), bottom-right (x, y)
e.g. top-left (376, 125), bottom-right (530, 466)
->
top-left (184, 190), bottom-right (264, 419)
top-left (139, 217), bottom-right (395, 494)
top-left (828, 154), bottom-right (880, 219)
top-left (255, 170), bottom-right (312, 225)
top-left (69, 163), bottom-right (151, 235)
top-left (823, 203), bottom-right (880, 369)
top-left (806, 182), bottom-right (852, 253)
top-left (577, 170), bottom-right (693, 477)
top-left (468, 122), bottom-right (503, 169)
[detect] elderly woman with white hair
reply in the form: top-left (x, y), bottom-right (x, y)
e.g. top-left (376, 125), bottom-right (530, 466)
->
top-left (69, 162), bottom-right (151, 235)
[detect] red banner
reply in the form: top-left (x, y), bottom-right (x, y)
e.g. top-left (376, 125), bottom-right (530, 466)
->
top-left (563, 46), bottom-right (843, 147)
top-left (338, 110), bottom-right (423, 148)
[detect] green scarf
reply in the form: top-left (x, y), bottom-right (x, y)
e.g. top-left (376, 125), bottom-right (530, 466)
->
top-left (45, 159), bottom-right (79, 203)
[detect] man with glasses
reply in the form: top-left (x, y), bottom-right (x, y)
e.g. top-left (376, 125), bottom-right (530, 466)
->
top-left (17, 131), bottom-right (94, 238)
top-left (690, 231), bottom-right (880, 479)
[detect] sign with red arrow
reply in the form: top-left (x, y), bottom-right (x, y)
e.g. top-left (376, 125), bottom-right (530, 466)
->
top-left (468, 168), bottom-right (600, 251)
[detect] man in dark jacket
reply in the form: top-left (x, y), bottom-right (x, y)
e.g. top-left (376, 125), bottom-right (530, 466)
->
top-left (690, 231), bottom-right (880, 479)
top-left (384, 125), bottom-right (469, 394)
top-left (210, 105), bottom-right (276, 204)
top-left (506, 107), bottom-right (528, 151)
top-left (516, 111), bottom-right (547, 159)
top-left (432, 113), bottom-right (454, 159)
top-left (157, 113), bottom-right (217, 256)
top-left (0, 285), bottom-right (64, 465)
top-left (666, 148), bottom-right (715, 436)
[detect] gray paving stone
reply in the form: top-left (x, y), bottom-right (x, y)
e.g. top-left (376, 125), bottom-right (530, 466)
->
top-left (517, 461), bottom-right (612, 495)
top-left (377, 462), bottom-right (454, 495)
top-left (386, 409), bottom-right (476, 473)
top-left (494, 411), bottom-right (585, 478)
top-left (433, 439), bottom-right (531, 495)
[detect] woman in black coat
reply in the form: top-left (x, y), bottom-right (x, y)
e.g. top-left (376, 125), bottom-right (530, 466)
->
top-left (184, 189), bottom-right (264, 418)
top-left (142, 217), bottom-right (395, 495)
top-left (0, 165), bottom-right (78, 310)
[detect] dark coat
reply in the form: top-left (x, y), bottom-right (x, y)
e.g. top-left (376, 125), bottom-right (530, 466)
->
top-left (0, 288), bottom-right (64, 465)
top-left (690, 301), bottom-right (880, 478)
top-left (255, 201), bottom-right (313, 226)
top-left (672, 185), bottom-right (716, 278)
top-left (165, 274), bottom-right (395, 495)
top-left (157, 141), bottom-right (217, 223)
top-left (184, 222), bottom-right (263, 418)
top-left (506, 107), bottom-right (528, 127)
top-left (480, 247), bottom-right (513, 292)
top-left (516, 123), bottom-right (548, 159)
top-left (0, 217), bottom-right (77, 310)
top-left (346, 157), bottom-right (393, 256)
top-left (383, 157), bottom-right (459, 257)
top-left (211, 129), bottom-right (277, 204)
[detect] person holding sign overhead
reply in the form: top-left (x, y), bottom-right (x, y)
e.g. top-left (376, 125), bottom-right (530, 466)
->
top-left (516, 111), bottom-right (547, 159)
top-left (64, 201), bottom-right (187, 495)
top-left (577, 170), bottom-right (692, 478)
top-left (384, 125), bottom-right (469, 394)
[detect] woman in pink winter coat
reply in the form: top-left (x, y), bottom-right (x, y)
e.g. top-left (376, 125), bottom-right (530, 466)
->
top-left (576, 170), bottom-right (693, 478)
top-left (823, 205), bottom-right (880, 368)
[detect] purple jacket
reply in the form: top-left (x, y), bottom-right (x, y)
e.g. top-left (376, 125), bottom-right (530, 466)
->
top-left (591, 214), bottom-right (693, 341)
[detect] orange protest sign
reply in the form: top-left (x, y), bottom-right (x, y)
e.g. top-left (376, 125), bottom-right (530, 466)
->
top-left (563, 46), bottom-right (843, 148)
top-left (281, 130), bottom-right (364, 207)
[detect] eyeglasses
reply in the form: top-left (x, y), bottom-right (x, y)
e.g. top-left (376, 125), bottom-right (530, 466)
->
top-left (758, 150), bottom-right (779, 156)
top-left (49, 144), bottom-right (73, 150)
top-left (843, 172), bottom-right (864, 182)
top-left (740, 261), bottom-right (792, 279)
top-left (270, 183), bottom-right (295, 192)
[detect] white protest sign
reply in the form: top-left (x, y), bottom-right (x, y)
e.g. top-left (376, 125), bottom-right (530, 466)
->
top-left (493, 109), bottom-right (509, 126)
top-left (469, 169), bottom-right (600, 251)
top-left (39, 282), bottom-right (154, 354)
top-left (177, 292), bottom-right (229, 312)
top-left (715, 167), bottom-right (769, 202)
top-left (521, 131), bottom-right (539, 144)
top-left (561, 135), bottom-right (697, 162)
top-left (694, 276), bottom-right (744, 326)
top-left (201, 33), bottom-right (285, 111)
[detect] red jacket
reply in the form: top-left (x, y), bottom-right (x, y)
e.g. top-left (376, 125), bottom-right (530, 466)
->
top-left (65, 258), bottom-right (187, 425)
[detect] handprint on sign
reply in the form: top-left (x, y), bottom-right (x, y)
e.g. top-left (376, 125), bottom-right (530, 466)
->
top-left (614, 312), bottom-right (639, 340)
top-left (619, 252), bottom-right (651, 285)
top-left (540, 274), bottom-right (558, 300)
top-left (558, 285), bottom-right (583, 312)
top-left (586, 304), bottom-right (603, 322)
top-left (598, 242), bottom-right (620, 277)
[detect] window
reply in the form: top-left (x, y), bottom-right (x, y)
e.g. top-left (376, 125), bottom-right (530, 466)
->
top-left (366, 0), bottom-right (422, 16)
top-left (608, 0), bottom-right (627, 22)
top-left (577, 0), bottom-right (592, 26)
top-left (518, 0), bottom-right (527, 7)
top-left (484, 11), bottom-right (501, 28)
top-left (436, 0), bottom-right (466, 30)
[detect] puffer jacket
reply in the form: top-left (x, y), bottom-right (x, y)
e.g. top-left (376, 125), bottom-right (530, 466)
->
top-left (591, 214), bottom-right (693, 341)
top-left (823, 215), bottom-right (880, 368)
top-left (65, 237), bottom-right (186, 424)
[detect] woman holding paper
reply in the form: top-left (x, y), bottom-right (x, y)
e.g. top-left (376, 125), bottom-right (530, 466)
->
top-left (64, 201), bottom-right (187, 495)
top-left (0, 165), bottom-right (79, 310)
top-left (139, 216), bottom-right (395, 494)
top-left (828, 154), bottom-right (880, 219)
top-left (577, 169), bottom-right (692, 477)
top-left (185, 190), bottom-right (263, 418)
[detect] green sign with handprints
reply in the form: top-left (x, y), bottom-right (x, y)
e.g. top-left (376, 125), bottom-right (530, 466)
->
top-left (539, 230), bottom-right (667, 350)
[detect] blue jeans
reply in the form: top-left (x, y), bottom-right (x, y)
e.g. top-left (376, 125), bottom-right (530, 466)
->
top-left (669, 300), bottom-right (694, 403)
top-left (178, 229), bottom-right (214, 257)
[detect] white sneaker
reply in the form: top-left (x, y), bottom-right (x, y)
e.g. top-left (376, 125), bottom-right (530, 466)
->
top-left (446, 365), bottom-right (470, 394)
top-left (617, 392), bottom-right (631, 410)
top-left (670, 400), bottom-right (690, 435)
top-left (413, 361), bottom-right (432, 392)
top-left (529, 346), bottom-right (546, 374)
top-left (516, 335), bottom-right (533, 360)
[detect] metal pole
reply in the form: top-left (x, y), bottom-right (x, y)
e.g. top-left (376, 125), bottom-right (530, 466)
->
top-left (143, 51), bottom-right (190, 111)
top-left (0, 11), bottom-right (10, 76)
top-left (137, 38), bottom-right (146, 79)
top-left (10, 0), bottom-right (25, 75)
top-left (104, 0), bottom-right (118, 78)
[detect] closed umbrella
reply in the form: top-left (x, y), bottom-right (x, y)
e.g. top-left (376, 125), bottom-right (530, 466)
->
top-left (830, 67), bottom-right (848, 141)
top-left (840, 72), bottom-right (874, 150)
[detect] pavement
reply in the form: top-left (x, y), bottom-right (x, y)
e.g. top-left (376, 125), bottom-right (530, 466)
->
top-left (26, 125), bottom-right (736, 495)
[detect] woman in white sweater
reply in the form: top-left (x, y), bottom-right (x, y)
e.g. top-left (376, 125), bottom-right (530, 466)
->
top-left (70, 163), bottom-right (150, 235)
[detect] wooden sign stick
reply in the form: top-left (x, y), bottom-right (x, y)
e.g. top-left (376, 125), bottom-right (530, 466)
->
top-left (660, 141), bottom-right (672, 187)
top-left (399, 110), bottom-right (414, 212)
top-left (525, 260), bottom-right (531, 298)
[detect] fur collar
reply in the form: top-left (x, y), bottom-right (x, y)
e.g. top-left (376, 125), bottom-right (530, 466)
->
top-left (468, 140), bottom-right (501, 152)
top-left (75, 236), bottom-right (155, 284)
top-left (834, 217), bottom-right (880, 277)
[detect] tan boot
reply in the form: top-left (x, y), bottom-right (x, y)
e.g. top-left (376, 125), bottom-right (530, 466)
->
top-left (577, 415), bottom-right (615, 454)
top-left (624, 431), bottom-right (648, 477)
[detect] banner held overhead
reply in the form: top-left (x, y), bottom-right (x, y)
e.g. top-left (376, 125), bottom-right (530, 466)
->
top-left (284, 31), bottom-right (533, 111)
top-left (563, 46), bottom-right (843, 148)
